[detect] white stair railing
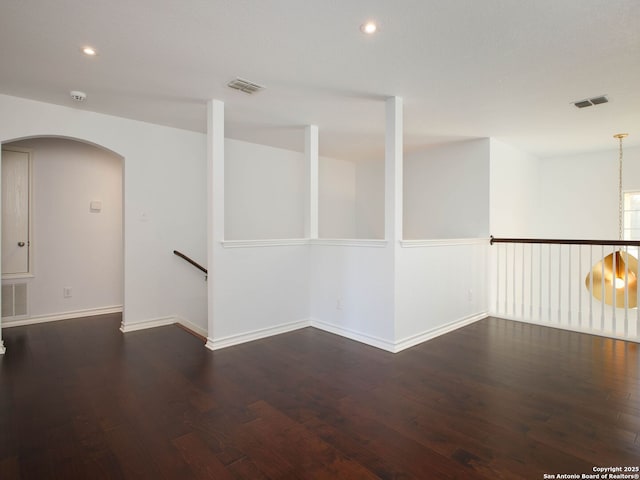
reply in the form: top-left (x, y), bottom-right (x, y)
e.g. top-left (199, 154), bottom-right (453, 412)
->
top-left (490, 237), bottom-right (640, 342)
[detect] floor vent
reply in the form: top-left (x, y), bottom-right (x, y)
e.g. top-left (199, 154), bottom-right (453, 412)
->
top-left (2, 283), bottom-right (28, 318)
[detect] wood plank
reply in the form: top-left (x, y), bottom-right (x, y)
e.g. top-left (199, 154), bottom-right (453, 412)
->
top-left (172, 432), bottom-right (235, 480)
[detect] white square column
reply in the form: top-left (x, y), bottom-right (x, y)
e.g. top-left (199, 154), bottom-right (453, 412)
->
top-left (385, 96), bottom-right (403, 243)
top-left (305, 125), bottom-right (319, 239)
top-left (385, 96), bottom-right (403, 343)
top-left (206, 99), bottom-right (224, 350)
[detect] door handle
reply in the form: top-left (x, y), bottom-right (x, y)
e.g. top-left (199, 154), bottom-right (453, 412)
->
top-left (18, 241), bottom-right (25, 247)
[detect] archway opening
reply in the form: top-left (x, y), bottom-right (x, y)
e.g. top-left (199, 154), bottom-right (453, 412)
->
top-left (1, 136), bottom-right (124, 331)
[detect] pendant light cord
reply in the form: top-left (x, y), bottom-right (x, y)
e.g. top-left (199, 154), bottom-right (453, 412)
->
top-left (619, 135), bottom-right (623, 241)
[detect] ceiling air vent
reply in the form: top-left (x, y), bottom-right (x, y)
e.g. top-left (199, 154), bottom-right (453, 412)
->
top-left (227, 78), bottom-right (264, 94)
top-left (574, 95), bottom-right (608, 108)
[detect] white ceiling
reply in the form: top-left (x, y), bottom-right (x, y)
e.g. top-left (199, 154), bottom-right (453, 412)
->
top-left (1, 0), bottom-right (639, 160)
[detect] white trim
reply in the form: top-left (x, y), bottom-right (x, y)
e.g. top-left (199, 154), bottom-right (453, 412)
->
top-left (0, 340), bottom-right (5, 354)
top-left (491, 313), bottom-right (640, 345)
top-left (393, 312), bottom-right (488, 352)
top-left (310, 239), bottom-right (388, 248)
top-left (2, 273), bottom-right (35, 280)
top-left (400, 238), bottom-right (489, 248)
top-left (310, 318), bottom-right (397, 352)
top-left (2, 305), bottom-right (123, 328)
top-left (311, 313), bottom-right (487, 353)
top-left (221, 239), bottom-right (309, 248)
top-left (220, 238), bottom-right (389, 248)
top-left (119, 315), bottom-right (176, 333)
top-left (175, 316), bottom-right (208, 338)
top-left (120, 315), bottom-right (208, 336)
top-left (205, 319), bottom-right (310, 350)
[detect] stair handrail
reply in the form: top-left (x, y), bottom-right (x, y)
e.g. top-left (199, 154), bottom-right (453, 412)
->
top-left (173, 250), bottom-right (208, 277)
top-left (490, 236), bottom-right (640, 247)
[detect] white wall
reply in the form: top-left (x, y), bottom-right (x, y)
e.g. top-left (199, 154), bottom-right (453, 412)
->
top-left (209, 136), bottom-right (310, 349)
top-left (309, 243), bottom-right (395, 349)
top-left (489, 139), bottom-right (540, 237)
top-left (355, 158), bottom-right (384, 239)
top-left (537, 145), bottom-right (640, 239)
top-left (404, 139), bottom-right (490, 239)
top-left (225, 139), bottom-right (305, 240)
top-left (319, 156), bottom-right (356, 238)
top-left (212, 244), bottom-right (310, 346)
top-left (0, 94), bottom-right (207, 331)
top-left (4, 138), bottom-right (122, 318)
top-left (396, 242), bottom-right (488, 345)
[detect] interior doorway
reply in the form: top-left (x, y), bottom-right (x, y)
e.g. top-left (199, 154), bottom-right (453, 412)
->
top-left (1, 137), bottom-right (124, 325)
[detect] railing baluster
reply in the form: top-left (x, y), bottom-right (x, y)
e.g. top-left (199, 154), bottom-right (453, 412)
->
top-left (529, 243), bottom-right (533, 320)
top-left (612, 245), bottom-right (617, 332)
top-left (567, 244), bottom-right (572, 325)
top-left (589, 244), bottom-right (593, 330)
top-left (504, 244), bottom-right (508, 315)
top-left (624, 245), bottom-right (629, 336)
top-left (558, 244), bottom-right (562, 324)
top-left (521, 243), bottom-right (525, 318)
top-left (539, 244), bottom-right (543, 320)
top-left (578, 245), bottom-right (582, 327)
top-left (548, 244), bottom-right (552, 322)
top-left (512, 243), bottom-right (516, 317)
top-left (601, 245), bottom-right (605, 331)
top-left (495, 242), bottom-right (500, 314)
top-left (637, 253), bottom-right (640, 340)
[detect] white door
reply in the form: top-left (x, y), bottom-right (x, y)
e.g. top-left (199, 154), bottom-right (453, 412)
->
top-left (2, 149), bottom-right (30, 275)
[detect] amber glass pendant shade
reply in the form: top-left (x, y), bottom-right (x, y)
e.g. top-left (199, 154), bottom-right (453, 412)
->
top-left (585, 250), bottom-right (638, 307)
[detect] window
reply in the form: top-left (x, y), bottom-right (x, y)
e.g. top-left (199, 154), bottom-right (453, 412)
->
top-left (623, 191), bottom-right (640, 240)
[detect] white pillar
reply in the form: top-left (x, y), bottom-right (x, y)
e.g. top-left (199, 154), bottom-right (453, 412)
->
top-left (385, 96), bottom-right (403, 243)
top-left (385, 96), bottom-right (403, 345)
top-left (206, 99), bottom-right (224, 350)
top-left (305, 125), bottom-right (319, 239)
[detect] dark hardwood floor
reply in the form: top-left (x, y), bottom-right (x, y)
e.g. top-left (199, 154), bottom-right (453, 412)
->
top-left (1, 314), bottom-right (639, 479)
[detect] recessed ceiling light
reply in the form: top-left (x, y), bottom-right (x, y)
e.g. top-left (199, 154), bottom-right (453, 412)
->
top-left (82, 46), bottom-right (97, 56)
top-left (360, 21), bottom-right (378, 34)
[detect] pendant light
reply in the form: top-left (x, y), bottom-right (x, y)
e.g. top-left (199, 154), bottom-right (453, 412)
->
top-left (585, 133), bottom-right (638, 308)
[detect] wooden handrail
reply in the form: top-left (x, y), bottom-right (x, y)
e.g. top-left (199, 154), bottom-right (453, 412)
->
top-left (173, 250), bottom-right (208, 275)
top-left (490, 236), bottom-right (640, 247)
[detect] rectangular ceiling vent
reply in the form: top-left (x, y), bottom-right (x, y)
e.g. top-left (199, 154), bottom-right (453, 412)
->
top-left (227, 78), bottom-right (265, 94)
top-left (574, 95), bottom-right (608, 108)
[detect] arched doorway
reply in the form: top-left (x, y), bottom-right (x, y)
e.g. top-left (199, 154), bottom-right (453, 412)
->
top-left (1, 136), bottom-right (124, 348)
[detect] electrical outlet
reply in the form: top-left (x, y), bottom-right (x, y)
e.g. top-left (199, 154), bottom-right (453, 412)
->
top-left (63, 287), bottom-right (72, 298)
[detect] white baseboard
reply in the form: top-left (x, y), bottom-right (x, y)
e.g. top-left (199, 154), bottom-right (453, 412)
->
top-left (119, 316), bottom-right (176, 333)
top-left (175, 316), bottom-right (208, 338)
top-left (310, 313), bottom-right (487, 353)
top-left (393, 312), bottom-right (488, 353)
top-left (310, 318), bottom-right (397, 353)
top-left (205, 319), bottom-right (310, 351)
top-left (490, 312), bottom-right (640, 345)
top-left (2, 305), bottom-right (123, 328)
